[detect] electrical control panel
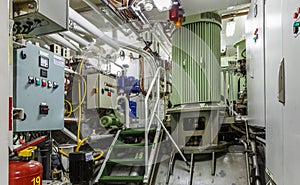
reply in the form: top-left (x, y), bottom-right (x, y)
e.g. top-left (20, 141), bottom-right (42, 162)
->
top-left (13, 0), bottom-right (68, 36)
top-left (13, 44), bottom-right (65, 131)
top-left (87, 74), bottom-right (118, 109)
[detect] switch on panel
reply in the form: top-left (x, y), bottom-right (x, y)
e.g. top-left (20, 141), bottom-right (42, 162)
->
top-left (41, 79), bottom-right (47, 87)
top-left (53, 82), bottom-right (59, 89)
top-left (28, 76), bottom-right (34, 84)
top-left (35, 78), bottom-right (41, 86)
top-left (39, 103), bottom-right (49, 115)
top-left (48, 81), bottom-right (53, 88)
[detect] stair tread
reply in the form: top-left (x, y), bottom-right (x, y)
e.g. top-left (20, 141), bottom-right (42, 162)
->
top-left (100, 175), bottom-right (144, 182)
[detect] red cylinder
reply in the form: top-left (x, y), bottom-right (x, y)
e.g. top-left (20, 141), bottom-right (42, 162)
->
top-left (9, 160), bottom-right (43, 185)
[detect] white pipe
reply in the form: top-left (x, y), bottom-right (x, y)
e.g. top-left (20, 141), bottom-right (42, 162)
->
top-left (70, 22), bottom-right (91, 35)
top-left (156, 23), bottom-right (172, 46)
top-left (69, 8), bottom-right (158, 75)
top-left (47, 34), bottom-right (80, 52)
top-left (62, 31), bottom-right (91, 47)
top-left (69, 8), bottom-right (120, 50)
top-left (117, 95), bottom-right (130, 128)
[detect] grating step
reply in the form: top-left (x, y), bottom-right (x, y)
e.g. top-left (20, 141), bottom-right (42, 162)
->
top-left (107, 158), bottom-right (144, 165)
top-left (114, 142), bottom-right (153, 148)
top-left (120, 128), bottom-right (156, 135)
top-left (100, 175), bottom-right (144, 183)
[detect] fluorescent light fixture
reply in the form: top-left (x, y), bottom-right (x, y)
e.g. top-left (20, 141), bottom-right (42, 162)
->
top-left (227, 6), bottom-right (234, 10)
top-left (226, 21), bottom-right (236, 37)
top-left (153, 0), bottom-right (172, 12)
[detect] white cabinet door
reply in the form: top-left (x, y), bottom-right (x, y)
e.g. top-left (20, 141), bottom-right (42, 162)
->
top-left (246, 0), bottom-right (266, 127)
top-left (265, 0), bottom-right (284, 184)
top-left (282, 1), bottom-right (300, 185)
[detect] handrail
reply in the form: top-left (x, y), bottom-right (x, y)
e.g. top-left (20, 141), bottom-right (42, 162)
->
top-left (144, 66), bottom-right (166, 183)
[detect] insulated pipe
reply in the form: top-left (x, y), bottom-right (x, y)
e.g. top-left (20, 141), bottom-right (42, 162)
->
top-left (70, 22), bottom-right (91, 36)
top-left (47, 34), bottom-right (80, 52)
top-left (82, 0), bottom-right (132, 36)
top-left (69, 8), bottom-right (157, 77)
top-left (116, 95), bottom-right (130, 128)
top-left (155, 23), bottom-right (172, 47)
top-left (69, 8), bottom-right (120, 50)
top-left (62, 31), bottom-right (91, 48)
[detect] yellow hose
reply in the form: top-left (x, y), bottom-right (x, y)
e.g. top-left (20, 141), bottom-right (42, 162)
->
top-left (71, 59), bottom-right (104, 160)
top-left (71, 77), bottom-right (86, 113)
top-left (93, 150), bottom-right (104, 161)
top-left (75, 60), bottom-right (86, 145)
top-left (64, 99), bottom-right (73, 117)
top-left (58, 148), bottom-right (69, 158)
top-left (75, 137), bottom-right (88, 152)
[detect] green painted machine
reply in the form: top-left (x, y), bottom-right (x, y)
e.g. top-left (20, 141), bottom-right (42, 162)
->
top-left (169, 13), bottom-right (225, 157)
top-left (172, 12), bottom-right (222, 105)
top-left (100, 114), bottom-right (122, 128)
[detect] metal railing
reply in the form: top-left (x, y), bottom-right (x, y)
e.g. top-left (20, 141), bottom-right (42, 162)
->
top-left (144, 66), bottom-right (166, 183)
top-left (143, 66), bottom-right (190, 183)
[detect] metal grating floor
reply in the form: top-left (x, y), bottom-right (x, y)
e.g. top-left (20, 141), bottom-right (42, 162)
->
top-left (154, 147), bottom-right (247, 185)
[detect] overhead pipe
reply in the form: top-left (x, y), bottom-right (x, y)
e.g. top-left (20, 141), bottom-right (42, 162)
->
top-left (155, 23), bottom-right (172, 47)
top-left (69, 8), bottom-right (120, 50)
top-left (69, 8), bottom-right (157, 78)
top-left (47, 34), bottom-right (80, 52)
top-left (62, 31), bottom-right (91, 48)
top-left (82, 0), bottom-right (133, 36)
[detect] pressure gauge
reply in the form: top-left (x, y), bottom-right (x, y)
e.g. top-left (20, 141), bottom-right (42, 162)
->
top-left (39, 56), bottom-right (49, 69)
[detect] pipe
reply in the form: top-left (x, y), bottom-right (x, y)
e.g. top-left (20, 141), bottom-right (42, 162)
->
top-left (155, 23), bottom-right (172, 47)
top-left (241, 140), bottom-right (251, 185)
top-left (251, 141), bottom-right (261, 185)
top-left (82, 0), bottom-right (132, 36)
top-left (62, 31), bottom-right (91, 48)
top-left (69, 8), bottom-right (120, 50)
top-left (70, 22), bottom-right (91, 36)
top-left (116, 95), bottom-right (130, 128)
top-left (47, 34), bottom-right (80, 52)
top-left (88, 134), bottom-right (115, 142)
top-left (68, 8), bottom-right (158, 77)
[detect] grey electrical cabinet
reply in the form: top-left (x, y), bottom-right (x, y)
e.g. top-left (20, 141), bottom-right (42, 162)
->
top-left (246, 0), bottom-right (266, 127)
top-left (86, 73), bottom-right (118, 109)
top-left (13, 44), bottom-right (65, 131)
top-left (13, 0), bottom-right (69, 36)
top-left (264, 0), bottom-right (300, 184)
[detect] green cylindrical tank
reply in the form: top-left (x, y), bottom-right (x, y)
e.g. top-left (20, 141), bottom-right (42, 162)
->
top-left (172, 12), bottom-right (222, 105)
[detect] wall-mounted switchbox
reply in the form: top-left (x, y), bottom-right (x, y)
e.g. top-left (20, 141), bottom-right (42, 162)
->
top-left (13, 44), bottom-right (65, 131)
top-left (87, 74), bottom-right (118, 109)
top-left (13, 0), bottom-right (68, 36)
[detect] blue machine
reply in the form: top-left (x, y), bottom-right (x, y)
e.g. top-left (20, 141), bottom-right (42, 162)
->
top-left (118, 76), bottom-right (141, 94)
top-left (118, 75), bottom-right (140, 118)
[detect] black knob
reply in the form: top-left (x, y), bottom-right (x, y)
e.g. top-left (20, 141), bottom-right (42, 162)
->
top-left (21, 51), bottom-right (27, 59)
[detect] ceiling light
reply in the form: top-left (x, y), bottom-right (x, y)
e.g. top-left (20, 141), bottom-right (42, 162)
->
top-left (144, 0), bottom-right (153, 11)
top-left (227, 6), bottom-right (234, 10)
top-left (153, 0), bottom-right (172, 12)
top-left (226, 20), bottom-right (236, 37)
